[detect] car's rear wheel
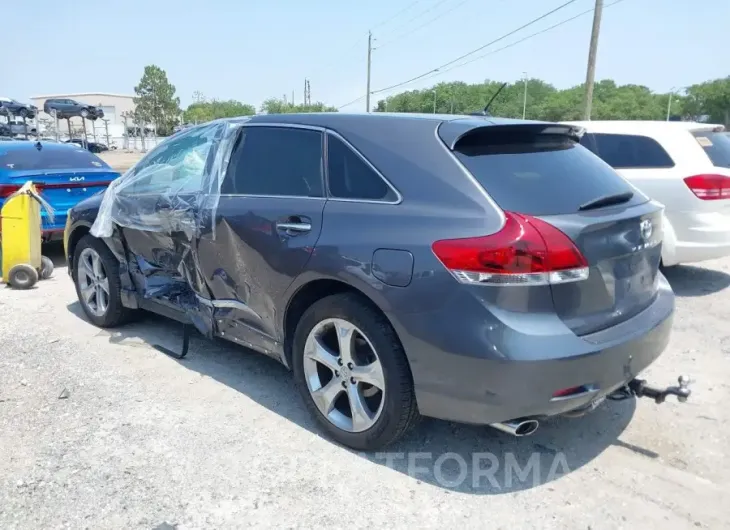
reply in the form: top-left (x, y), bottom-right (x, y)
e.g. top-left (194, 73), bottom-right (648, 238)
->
top-left (73, 235), bottom-right (133, 327)
top-left (292, 293), bottom-right (419, 451)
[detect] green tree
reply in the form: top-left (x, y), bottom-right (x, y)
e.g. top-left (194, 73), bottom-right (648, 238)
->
top-left (183, 99), bottom-right (256, 123)
top-left (372, 77), bottom-right (730, 123)
top-left (684, 77), bottom-right (730, 125)
top-left (260, 98), bottom-right (337, 114)
top-left (133, 65), bottom-right (182, 136)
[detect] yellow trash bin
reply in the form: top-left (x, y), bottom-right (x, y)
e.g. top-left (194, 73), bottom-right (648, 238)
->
top-left (0, 181), bottom-right (54, 289)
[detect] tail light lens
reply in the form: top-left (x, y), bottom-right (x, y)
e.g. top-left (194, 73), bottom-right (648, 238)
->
top-left (684, 174), bottom-right (730, 200)
top-left (0, 184), bottom-right (21, 198)
top-left (431, 211), bottom-right (589, 286)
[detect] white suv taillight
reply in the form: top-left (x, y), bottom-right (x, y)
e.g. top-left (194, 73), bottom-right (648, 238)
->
top-left (684, 174), bottom-right (730, 200)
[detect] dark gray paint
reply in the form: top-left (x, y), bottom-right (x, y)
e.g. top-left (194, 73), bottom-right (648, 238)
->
top-left (66, 112), bottom-right (675, 426)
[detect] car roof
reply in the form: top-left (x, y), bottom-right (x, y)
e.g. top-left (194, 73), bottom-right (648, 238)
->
top-left (0, 140), bottom-right (89, 152)
top-left (563, 120), bottom-right (726, 135)
top-left (242, 111), bottom-right (548, 128)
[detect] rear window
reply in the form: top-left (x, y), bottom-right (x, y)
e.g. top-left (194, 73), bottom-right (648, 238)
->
top-left (692, 131), bottom-right (730, 169)
top-left (453, 126), bottom-right (644, 216)
top-left (580, 133), bottom-right (675, 169)
top-left (0, 145), bottom-right (108, 171)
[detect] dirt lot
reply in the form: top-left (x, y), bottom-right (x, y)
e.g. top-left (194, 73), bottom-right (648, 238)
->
top-left (1, 246), bottom-right (729, 529)
top-left (98, 151), bottom-right (144, 172)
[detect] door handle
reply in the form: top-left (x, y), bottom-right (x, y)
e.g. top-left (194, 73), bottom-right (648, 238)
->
top-left (276, 221), bottom-right (312, 233)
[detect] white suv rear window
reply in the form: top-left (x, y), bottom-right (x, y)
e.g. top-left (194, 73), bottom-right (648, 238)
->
top-left (692, 131), bottom-right (730, 169)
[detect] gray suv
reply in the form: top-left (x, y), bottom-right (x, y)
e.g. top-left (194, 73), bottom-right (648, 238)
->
top-left (64, 113), bottom-right (678, 450)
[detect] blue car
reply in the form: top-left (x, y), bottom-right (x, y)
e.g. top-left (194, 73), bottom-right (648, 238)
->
top-left (0, 141), bottom-right (120, 238)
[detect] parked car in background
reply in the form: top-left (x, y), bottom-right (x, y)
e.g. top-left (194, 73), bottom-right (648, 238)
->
top-left (565, 121), bottom-right (730, 267)
top-left (0, 97), bottom-right (37, 118)
top-left (64, 114), bottom-right (680, 450)
top-left (65, 138), bottom-right (110, 153)
top-left (0, 141), bottom-right (119, 238)
top-left (43, 98), bottom-right (104, 120)
top-left (5, 120), bottom-right (37, 136)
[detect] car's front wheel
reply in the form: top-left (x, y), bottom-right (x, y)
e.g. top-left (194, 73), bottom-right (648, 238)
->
top-left (73, 235), bottom-right (134, 327)
top-left (292, 293), bottom-right (419, 451)
top-left (80, 109), bottom-right (89, 118)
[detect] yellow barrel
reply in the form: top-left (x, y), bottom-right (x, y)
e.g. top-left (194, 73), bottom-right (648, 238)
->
top-left (1, 182), bottom-right (42, 286)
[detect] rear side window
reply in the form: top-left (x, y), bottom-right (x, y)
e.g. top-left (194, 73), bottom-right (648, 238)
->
top-left (692, 131), bottom-right (730, 169)
top-left (453, 126), bottom-right (644, 216)
top-left (327, 134), bottom-right (396, 201)
top-left (0, 145), bottom-right (109, 171)
top-left (581, 133), bottom-right (675, 169)
top-left (221, 126), bottom-right (324, 197)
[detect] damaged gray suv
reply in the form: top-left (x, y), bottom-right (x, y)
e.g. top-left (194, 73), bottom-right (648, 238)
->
top-left (64, 113), bottom-right (690, 451)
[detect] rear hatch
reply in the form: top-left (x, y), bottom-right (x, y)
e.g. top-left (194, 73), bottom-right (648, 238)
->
top-left (438, 121), bottom-right (664, 336)
top-left (0, 145), bottom-right (118, 230)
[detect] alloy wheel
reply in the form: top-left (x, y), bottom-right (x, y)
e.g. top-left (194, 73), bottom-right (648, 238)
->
top-left (303, 318), bottom-right (386, 433)
top-left (78, 247), bottom-right (110, 317)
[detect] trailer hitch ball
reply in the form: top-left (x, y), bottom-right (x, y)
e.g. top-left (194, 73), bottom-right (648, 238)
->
top-left (627, 375), bottom-right (692, 404)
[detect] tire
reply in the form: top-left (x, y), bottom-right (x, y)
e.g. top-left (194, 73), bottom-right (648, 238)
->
top-left (19, 108), bottom-right (28, 118)
top-left (7, 264), bottom-right (38, 289)
top-left (292, 293), bottom-right (419, 451)
top-left (72, 234), bottom-right (134, 327)
top-left (80, 109), bottom-right (89, 118)
top-left (40, 255), bottom-right (54, 279)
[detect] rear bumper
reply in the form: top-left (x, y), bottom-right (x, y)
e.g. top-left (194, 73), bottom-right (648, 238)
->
top-left (663, 210), bottom-right (730, 266)
top-left (392, 276), bottom-right (675, 426)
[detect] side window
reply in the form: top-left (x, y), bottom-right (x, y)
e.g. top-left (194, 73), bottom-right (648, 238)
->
top-left (590, 133), bottom-right (675, 169)
top-left (221, 126), bottom-right (324, 197)
top-left (326, 134), bottom-right (396, 201)
top-left (122, 125), bottom-right (219, 195)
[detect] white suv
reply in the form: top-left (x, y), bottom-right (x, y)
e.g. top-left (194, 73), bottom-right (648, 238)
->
top-left (565, 121), bottom-right (730, 267)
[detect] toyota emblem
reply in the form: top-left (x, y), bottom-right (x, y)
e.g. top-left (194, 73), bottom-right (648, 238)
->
top-left (640, 219), bottom-right (653, 241)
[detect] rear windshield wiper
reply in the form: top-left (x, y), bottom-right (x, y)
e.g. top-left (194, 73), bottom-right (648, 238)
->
top-left (578, 191), bottom-right (634, 211)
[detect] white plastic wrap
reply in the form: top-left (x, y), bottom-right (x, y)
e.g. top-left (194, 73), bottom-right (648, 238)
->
top-left (91, 120), bottom-right (242, 239)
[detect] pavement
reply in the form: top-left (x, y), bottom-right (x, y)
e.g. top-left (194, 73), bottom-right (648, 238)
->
top-left (1, 244), bottom-right (729, 529)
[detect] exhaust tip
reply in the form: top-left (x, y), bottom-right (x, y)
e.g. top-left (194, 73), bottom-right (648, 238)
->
top-left (514, 420), bottom-right (539, 436)
top-left (489, 418), bottom-right (540, 437)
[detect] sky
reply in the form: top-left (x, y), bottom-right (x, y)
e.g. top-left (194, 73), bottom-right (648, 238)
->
top-left (3, 0), bottom-right (728, 112)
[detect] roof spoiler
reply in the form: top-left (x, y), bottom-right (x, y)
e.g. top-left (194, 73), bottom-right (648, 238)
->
top-left (440, 122), bottom-right (586, 150)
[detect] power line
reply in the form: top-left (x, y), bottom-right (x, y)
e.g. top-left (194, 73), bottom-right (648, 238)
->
top-left (369, 0), bottom-right (581, 96)
top-left (337, 94), bottom-right (368, 110)
top-left (371, 0), bottom-right (425, 31)
top-left (415, 0), bottom-right (627, 83)
top-left (375, 0), bottom-right (451, 44)
top-left (375, 0), bottom-right (473, 50)
top-left (308, 1), bottom-right (425, 80)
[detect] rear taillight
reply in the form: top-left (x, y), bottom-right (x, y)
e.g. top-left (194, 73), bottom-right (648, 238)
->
top-left (431, 211), bottom-right (589, 286)
top-left (684, 174), bottom-right (730, 200)
top-left (0, 184), bottom-right (21, 198)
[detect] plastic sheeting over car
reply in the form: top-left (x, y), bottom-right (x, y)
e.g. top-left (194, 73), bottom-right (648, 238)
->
top-left (91, 120), bottom-right (241, 240)
top-left (89, 119), bottom-right (245, 336)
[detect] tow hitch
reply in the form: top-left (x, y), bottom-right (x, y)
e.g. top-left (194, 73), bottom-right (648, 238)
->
top-left (608, 375), bottom-right (691, 404)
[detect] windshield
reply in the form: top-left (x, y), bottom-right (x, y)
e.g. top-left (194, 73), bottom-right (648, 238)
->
top-left (0, 146), bottom-right (109, 171)
top-left (692, 131), bottom-right (730, 169)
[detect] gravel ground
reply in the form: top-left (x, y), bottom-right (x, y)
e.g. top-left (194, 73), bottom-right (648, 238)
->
top-left (1, 244), bottom-right (729, 529)
top-left (98, 151), bottom-right (144, 172)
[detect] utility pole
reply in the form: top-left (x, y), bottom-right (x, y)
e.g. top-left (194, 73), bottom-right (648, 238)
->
top-left (522, 72), bottom-right (528, 119)
top-left (366, 31), bottom-right (372, 112)
top-left (433, 91), bottom-right (437, 113)
top-left (582, 0), bottom-right (603, 120)
top-left (666, 87), bottom-right (677, 121)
